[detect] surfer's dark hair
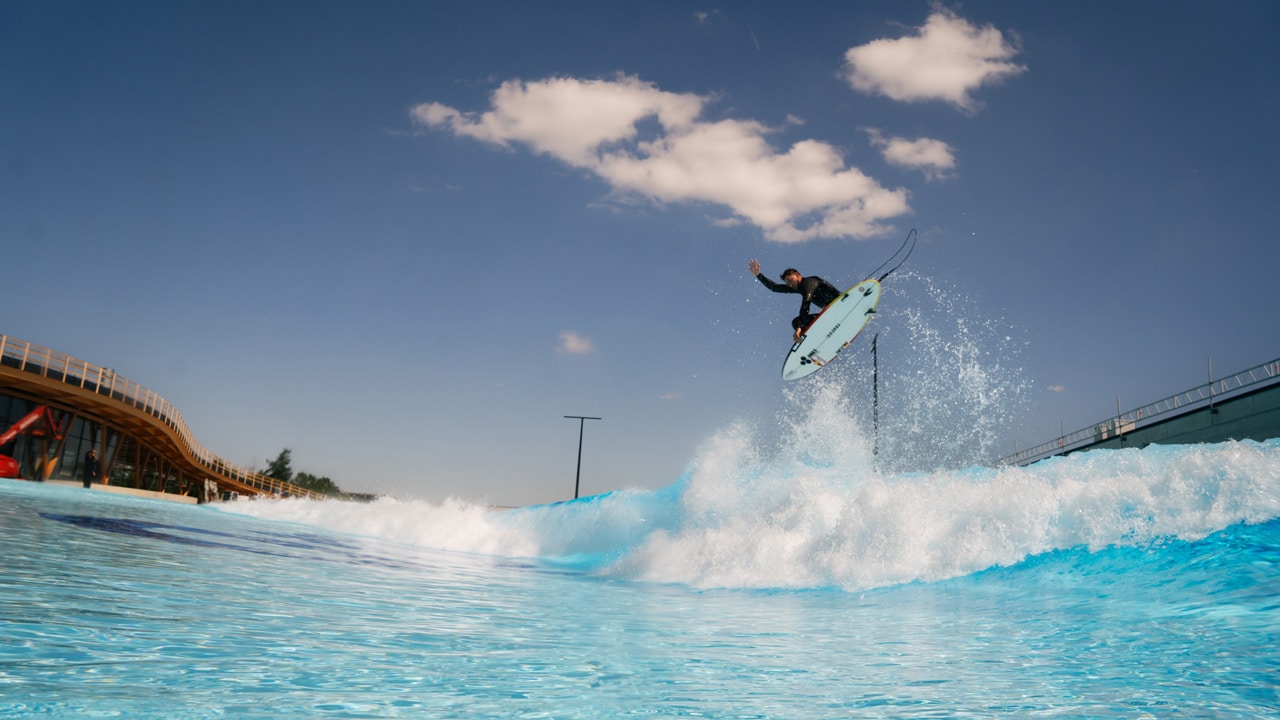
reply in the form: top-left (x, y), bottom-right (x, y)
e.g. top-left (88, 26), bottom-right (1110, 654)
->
top-left (781, 268), bottom-right (800, 279)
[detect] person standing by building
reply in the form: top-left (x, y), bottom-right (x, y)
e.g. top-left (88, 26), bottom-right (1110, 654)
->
top-left (82, 448), bottom-right (99, 489)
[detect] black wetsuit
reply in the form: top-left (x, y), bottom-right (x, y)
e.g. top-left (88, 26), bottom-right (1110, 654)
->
top-left (755, 273), bottom-right (842, 332)
top-left (82, 451), bottom-right (99, 489)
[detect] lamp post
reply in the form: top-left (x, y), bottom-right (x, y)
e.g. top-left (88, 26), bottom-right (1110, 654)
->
top-left (564, 415), bottom-right (601, 499)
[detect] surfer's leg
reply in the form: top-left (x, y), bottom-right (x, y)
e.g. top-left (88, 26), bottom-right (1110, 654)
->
top-left (791, 315), bottom-right (811, 342)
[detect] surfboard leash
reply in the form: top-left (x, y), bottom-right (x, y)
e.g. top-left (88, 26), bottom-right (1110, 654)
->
top-left (865, 228), bottom-right (918, 283)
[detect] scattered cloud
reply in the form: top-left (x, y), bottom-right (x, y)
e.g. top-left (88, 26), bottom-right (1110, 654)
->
top-left (412, 75), bottom-right (702, 167)
top-left (1048, 385), bottom-right (1065, 393)
top-left (711, 216), bottom-right (745, 228)
top-left (843, 7), bottom-right (1025, 112)
top-left (407, 178), bottom-right (462, 194)
top-left (659, 392), bottom-right (682, 401)
top-left (693, 10), bottom-right (722, 26)
top-left (557, 330), bottom-right (595, 355)
top-left (866, 129), bottom-right (956, 180)
top-left (413, 74), bottom-right (909, 243)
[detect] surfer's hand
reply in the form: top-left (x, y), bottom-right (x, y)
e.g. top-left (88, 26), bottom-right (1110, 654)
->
top-left (748, 258), bottom-right (761, 276)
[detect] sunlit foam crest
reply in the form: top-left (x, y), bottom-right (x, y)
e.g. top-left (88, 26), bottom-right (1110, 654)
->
top-left (618, 436), bottom-right (1280, 591)
top-left (613, 393), bottom-right (880, 590)
top-left (226, 495), bottom-right (541, 558)
top-left (226, 421), bottom-right (1280, 592)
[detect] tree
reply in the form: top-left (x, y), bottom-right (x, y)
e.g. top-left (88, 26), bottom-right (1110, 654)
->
top-left (262, 448), bottom-right (345, 497)
top-left (293, 471), bottom-right (341, 497)
top-left (263, 448), bottom-right (293, 483)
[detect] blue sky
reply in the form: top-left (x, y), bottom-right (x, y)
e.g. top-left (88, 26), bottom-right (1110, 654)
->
top-left (3, 1), bottom-right (1277, 505)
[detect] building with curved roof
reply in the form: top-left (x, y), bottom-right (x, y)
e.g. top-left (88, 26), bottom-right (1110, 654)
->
top-left (1, 334), bottom-right (321, 502)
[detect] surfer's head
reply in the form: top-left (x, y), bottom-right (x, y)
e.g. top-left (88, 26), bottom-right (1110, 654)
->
top-left (781, 268), bottom-right (802, 288)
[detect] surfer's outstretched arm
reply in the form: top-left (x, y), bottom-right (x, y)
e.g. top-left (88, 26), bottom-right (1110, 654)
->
top-left (749, 259), bottom-right (797, 294)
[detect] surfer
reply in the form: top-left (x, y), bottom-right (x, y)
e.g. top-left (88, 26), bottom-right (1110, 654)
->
top-left (748, 259), bottom-right (842, 342)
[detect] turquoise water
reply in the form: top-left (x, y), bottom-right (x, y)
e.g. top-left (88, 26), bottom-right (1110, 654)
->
top-left (3, 419), bottom-right (1278, 718)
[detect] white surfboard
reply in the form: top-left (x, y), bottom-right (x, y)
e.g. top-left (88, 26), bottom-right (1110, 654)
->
top-left (781, 278), bottom-right (881, 381)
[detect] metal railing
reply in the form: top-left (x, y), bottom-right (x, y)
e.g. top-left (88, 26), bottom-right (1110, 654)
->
top-left (0, 334), bottom-right (322, 499)
top-left (999, 356), bottom-right (1280, 467)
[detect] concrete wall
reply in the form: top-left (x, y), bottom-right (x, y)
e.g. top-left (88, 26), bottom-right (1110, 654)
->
top-left (1077, 383), bottom-right (1280, 453)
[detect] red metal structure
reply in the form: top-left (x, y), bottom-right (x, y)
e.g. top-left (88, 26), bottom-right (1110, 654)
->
top-left (0, 405), bottom-right (63, 478)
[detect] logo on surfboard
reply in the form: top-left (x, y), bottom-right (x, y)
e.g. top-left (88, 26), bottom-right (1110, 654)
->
top-left (798, 350), bottom-right (828, 367)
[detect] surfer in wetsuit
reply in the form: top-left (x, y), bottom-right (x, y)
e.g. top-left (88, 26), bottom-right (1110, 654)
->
top-left (748, 259), bottom-right (842, 343)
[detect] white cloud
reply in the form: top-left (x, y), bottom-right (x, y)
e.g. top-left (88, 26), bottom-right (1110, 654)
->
top-left (659, 392), bottom-right (681, 401)
top-left (843, 8), bottom-right (1025, 112)
top-left (557, 330), bottom-right (595, 355)
top-left (413, 74), bottom-right (910, 243)
top-left (1048, 385), bottom-right (1065, 393)
top-left (866, 129), bottom-right (956, 180)
top-left (413, 75), bottom-right (702, 166)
